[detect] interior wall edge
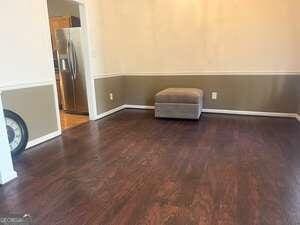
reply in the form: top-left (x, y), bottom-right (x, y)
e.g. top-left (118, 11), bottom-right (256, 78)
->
top-left (0, 171), bottom-right (18, 185)
top-left (0, 93), bottom-right (17, 185)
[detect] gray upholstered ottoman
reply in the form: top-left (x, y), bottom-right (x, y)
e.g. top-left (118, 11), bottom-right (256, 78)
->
top-left (155, 88), bottom-right (203, 119)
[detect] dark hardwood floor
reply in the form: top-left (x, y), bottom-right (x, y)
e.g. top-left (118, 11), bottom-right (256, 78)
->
top-left (0, 109), bottom-right (300, 225)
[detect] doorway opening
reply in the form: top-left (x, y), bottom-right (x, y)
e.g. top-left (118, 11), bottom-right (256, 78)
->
top-left (47, 0), bottom-right (90, 130)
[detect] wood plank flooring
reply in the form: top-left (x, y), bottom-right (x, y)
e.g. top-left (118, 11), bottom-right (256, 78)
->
top-left (0, 109), bottom-right (300, 225)
top-left (60, 111), bottom-right (89, 130)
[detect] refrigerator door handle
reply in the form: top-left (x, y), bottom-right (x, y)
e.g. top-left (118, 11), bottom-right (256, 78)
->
top-left (71, 42), bottom-right (77, 80)
top-left (66, 40), bottom-right (70, 74)
top-left (66, 34), bottom-right (76, 109)
top-left (67, 40), bottom-right (74, 79)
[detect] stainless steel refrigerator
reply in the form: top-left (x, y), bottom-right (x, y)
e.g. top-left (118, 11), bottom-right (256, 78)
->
top-left (56, 28), bottom-right (88, 114)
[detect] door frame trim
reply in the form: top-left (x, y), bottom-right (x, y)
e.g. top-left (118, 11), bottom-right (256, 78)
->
top-left (45, 0), bottom-right (98, 126)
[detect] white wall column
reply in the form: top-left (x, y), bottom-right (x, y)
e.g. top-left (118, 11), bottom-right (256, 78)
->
top-left (0, 92), bottom-right (17, 185)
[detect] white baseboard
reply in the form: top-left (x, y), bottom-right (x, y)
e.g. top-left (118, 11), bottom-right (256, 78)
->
top-left (94, 105), bottom-right (300, 123)
top-left (0, 170), bottom-right (18, 185)
top-left (94, 105), bottom-right (154, 120)
top-left (122, 105), bottom-right (298, 120)
top-left (26, 130), bottom-right (61, 149)
top-left (123, 105), bottom-right (155, 110)
top-left (95, 105), bottom-right (125, 120)
top-left (202, 109), bottom-right (297, 118)
top-left (95, 105), bottom-right (154, 120)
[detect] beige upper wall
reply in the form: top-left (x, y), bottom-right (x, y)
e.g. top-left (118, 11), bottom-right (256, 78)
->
top-left (47, 0), bottom-right (80, 17)
top-left (4, 0), bottom-right (298, 83)
top-left (84, 0), bottom-right (122, 75)
top-left (1, 0), bottom-right (299, 82)
top-left (101, 0), bottom-right (300, 74)
top-left (0, 1), bottom-right (55, 87)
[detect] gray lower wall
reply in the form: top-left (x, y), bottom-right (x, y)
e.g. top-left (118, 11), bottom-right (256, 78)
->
top-left (124, 75), bottom-right (300, 113)
top-left (94, 76), bottom-right (125, 114)
top-left (2, 85), bottom-right (58, 141)
top-left (298, 88), bottom-right (300, 115)
top-left (0, 75), bottom-right (298, 144)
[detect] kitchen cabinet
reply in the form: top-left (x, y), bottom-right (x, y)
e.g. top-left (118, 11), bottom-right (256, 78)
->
top-left (49, 16), bottom-right (81, 50)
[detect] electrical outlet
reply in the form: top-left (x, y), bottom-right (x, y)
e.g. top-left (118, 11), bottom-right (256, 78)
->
top-left (109, 93), bottom-right (114, 101)
top-left (211, 92), bottom-right (218, 100)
